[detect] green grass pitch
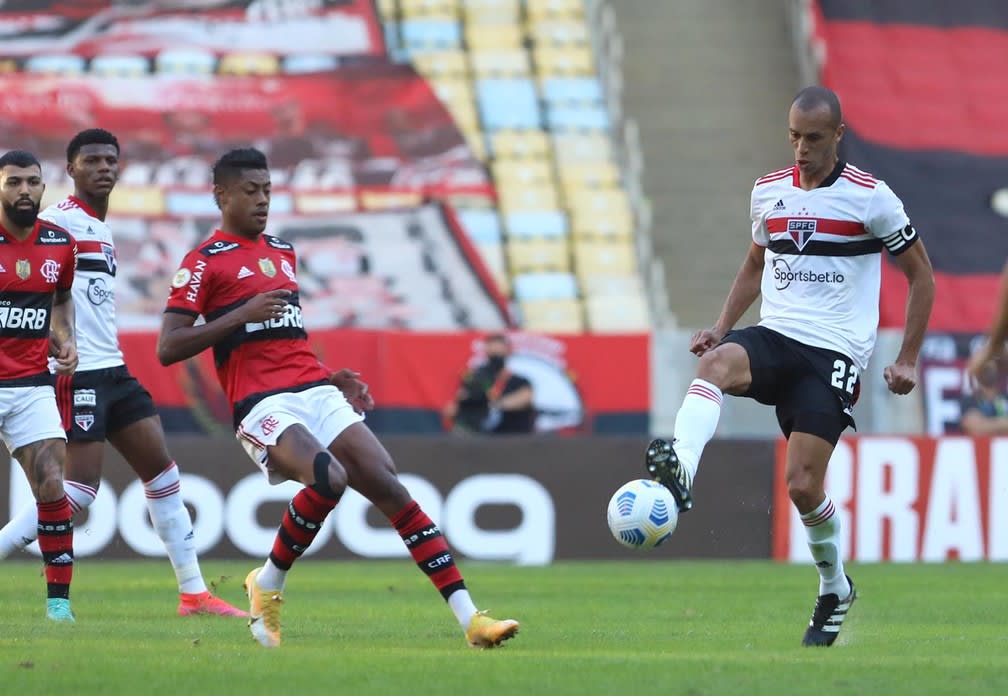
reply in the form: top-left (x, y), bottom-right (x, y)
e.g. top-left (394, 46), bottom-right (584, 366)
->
top-left (1, 560), bottom-right (1006, 695)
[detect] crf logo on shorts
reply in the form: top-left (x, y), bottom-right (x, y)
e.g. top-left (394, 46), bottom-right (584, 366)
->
top-left (260, 416), bottom-right (280, 435)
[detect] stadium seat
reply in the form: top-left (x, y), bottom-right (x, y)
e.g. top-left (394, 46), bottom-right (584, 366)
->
top-left (457, 208), bottom-right (504, 244)
top-left (558, 162), bottom-right (621, 192)
top-left (546, 104), bottom-right (611, 131)
top-left (401, 0), bottom-right (459, 18)
top-left (400, 18), bottom-right (463, 48)
top-left (431, 76), bottom-right (474, 103)
top-left (507, 237), bottom-right (571, 272)
top-left (376, 0), bottom-right (399, 18)
top-left (506, 210), bottom-right (568, 239)
top-left (573, 240), bottom-right (637, 277)
top-left (528, 19), bottom-right (590, 46)
top-left (460, 127), bottom-right (488, 159)
top-left (492, 160), bottom-right (554, 188)
top-left (476, 78), bottom-right (541, 129)
top-left (463, 0), bottom-right (521, 24)
top-left (490, 129), bottom-right (550, 159)
top-left (585, 294), bottom-right (650, 332)
top-left (412, 50), bottom-right (470, 77)
top-left (24, 54), bottom-right (85, 75)
top-left (553, 132), bottom-right (614, 163)
top-left (571, 210), bottom-right (634, 240)
top-left (470, 49), bottom-right (531, 77)
top-left (580, 273), bottom-right (643, 296)
top-left (218, 52), bottom-right (279, 75)
top-left (282, 54), bottom-right (339, 74)
top-left (520, 298), bottom-right (585, 333)
top-left (533, 46), bottom-right (595, 76)
top-left (526, 0), bottom-right (585, 21)
top-left (475, 241), bottom-right (508, 283)
top-left (498, 183), bottom-right (561, 211)
top-left (568, 189), bottom-right (633, 221)
top-left (542, 77), bottom-right (604, 104)
top-left (465, 23), bottom-right (523, 49)
top-left (513, 271), bottom-right (579, 300)
top-left (90, 54), bottom-right (148, 77)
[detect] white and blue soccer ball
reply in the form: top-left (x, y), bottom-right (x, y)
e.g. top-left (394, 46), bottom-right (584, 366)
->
top-left (606, 479), bottom-right (679, 549)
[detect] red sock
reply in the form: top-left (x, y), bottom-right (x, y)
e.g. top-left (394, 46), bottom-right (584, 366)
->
top-left (268, 487), bottom-right (337, 571)
top-left (390, 501), bottom-right (466, 600)
top-left (37, 497), bottom-right (74, 599)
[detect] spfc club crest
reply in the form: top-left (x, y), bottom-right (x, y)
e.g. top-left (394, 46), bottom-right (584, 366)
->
top-left (16, 259), bottom-right (30, 279)
top-left (258, 258), bottom-right (276, 277)
top-left (787, 219), bottom-right (817, 251)
top-left (75, 414), bottom-right (95, 431)
top-left (101, 242), bottom-right (116, 274)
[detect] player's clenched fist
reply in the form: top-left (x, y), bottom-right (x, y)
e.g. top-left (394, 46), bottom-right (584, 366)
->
top-left (690, 328), bottom-right (724, 356)
top-left (240, 289), bottom-right (291, 322)
top-left (883, 361), bottom-right (917, 395)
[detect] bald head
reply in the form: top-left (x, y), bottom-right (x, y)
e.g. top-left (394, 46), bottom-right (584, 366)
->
top-left (792, 86), bottom-right (843, 128)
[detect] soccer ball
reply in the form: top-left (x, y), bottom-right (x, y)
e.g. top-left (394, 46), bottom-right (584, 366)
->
top-left (606, 479), bottom-right (679, 549)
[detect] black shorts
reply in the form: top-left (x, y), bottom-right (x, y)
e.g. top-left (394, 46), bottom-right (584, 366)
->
top-left (720, 326), bottom-right (859, 444)
top-left (55, 365), bottom-right (157, 442)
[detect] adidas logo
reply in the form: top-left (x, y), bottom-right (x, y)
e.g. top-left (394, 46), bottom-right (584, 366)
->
top-left (772, 199), bottom-right (785, 212)
top-left (237, 266), bottom-right (254, 279)
top-left (50, 552), bottom-right (73, 565)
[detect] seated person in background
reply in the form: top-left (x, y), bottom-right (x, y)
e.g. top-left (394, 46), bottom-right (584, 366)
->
top-left (959, 358), bottom-right (1008, 435)
top-left (444, 334), bottom-right (535, 434)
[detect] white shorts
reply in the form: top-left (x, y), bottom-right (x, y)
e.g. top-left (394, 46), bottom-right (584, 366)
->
top-left (236, 385), bottom-right (365, 484)
top-left (0, 385), bottom-right (67, 453)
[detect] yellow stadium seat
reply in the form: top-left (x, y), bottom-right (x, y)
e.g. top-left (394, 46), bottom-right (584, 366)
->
top-left (463, 0), bottom-right (521, 24)
top-left (491, 129), bottom-right (550, 159)
top-left (528, 19), bottom-right (590, 46)
top-left (533, 46), bottom-right (595, 76)
top-left (520, 298), bottom-right (585, 333)
top-left (465, 22), bottom-right (523, 49)
top-left (470, 49), bottom-right (531, 77)
top-left (90, 54), bottom-right (148, 77)
top-left (475, 241), bottom-right (507, 277)
top-left (218, 52), bottom-right (279, 75)
top-left (460, 127), bottom-right (487, 159)
top-left (570, 210), bottom-right (634, 240)
top-left (553, 132), bottom-right (614, 164)
top-left (526, 0), bottom-right (584, 21)
top-left (498, 183), bottom-right (561, 211)
top-left (507, 238), bottom-right (571, 272)
top-left (446, 98), bottom-right (480, 131)
top-left (376, 0), bottom-right (398, 18)
top-left (493, 160), bottom-right (554, 188)
top-left (585, 294), bottom-right (650, 332)
top-left (431, 77), bottom-right (474, 103)
top-left (401, 0), bottom-right (459, 17)
top-left (412, 50), bottom-right (469, 77)
top-left (580, 273), bottom-right (643, 297)
top-left (574, 240), bottom-right (637, 278)
top-left (568, 188), bottom-right (633, 220)
top-left (558, 162), bottom-right (621, 192)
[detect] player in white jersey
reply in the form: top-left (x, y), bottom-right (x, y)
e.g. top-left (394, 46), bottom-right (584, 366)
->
top-left (0, 129), bottom-right (245, 618)
top-left (643, 87), bottom-right (935, 646)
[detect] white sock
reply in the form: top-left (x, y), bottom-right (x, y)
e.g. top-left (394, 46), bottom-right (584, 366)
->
top-left (144, 463), bottom-right (207, 595)
top-left (447, 589), bottom-right (479, 629)
top-left (802, 496), bottom-right (851, 597)
top-left (256, 559), bottom-right (287, 591)
top-left (0, 477), bottom-right (97, 558)
top-left (672, 379), bottom-right (723, 482)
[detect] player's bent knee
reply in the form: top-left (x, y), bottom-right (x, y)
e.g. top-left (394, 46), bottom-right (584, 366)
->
top-left (787, 476), bottom-right (823, 511)
top-left (310, 451), bottom-right (347, 500)
top-left (696, 348), bottom-right (741, 388)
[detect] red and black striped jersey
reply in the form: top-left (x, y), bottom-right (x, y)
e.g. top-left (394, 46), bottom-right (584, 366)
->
top-left (164, 229), bottom-right (330, 423)
top-left (0, 219), bottom-right (77, 386)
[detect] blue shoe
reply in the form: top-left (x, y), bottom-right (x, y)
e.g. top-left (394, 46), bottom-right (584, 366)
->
top-left (46, 598), bottom-right (75, 623)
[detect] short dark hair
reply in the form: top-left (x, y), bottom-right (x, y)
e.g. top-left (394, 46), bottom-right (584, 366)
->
top-left (67, 128), bottom-right (120, 162)
top-left (0, 150), bottom-right (41, 172)
top-left (212, 148), bottom-right (269, 187)
top-left (792, 85), bottom-right (843, 127)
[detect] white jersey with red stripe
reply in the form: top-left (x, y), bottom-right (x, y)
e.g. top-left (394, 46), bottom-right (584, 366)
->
top-left (750, 161), bottom-right (917, 371)
top-left (39, 196), bottom-right (123, 371)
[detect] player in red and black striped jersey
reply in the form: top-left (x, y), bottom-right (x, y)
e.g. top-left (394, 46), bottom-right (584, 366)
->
top-left (159, 148), bottom-right (518, 649)
top-left (0, 150), bottom-right (78, 622)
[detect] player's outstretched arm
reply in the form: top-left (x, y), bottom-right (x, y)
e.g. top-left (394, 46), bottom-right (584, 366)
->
top-left (884, 240), bottom-right (935, 395)
top-left (691, 242), bottom-right (765, 356)
top-left (50, 288), bottom-right (78, 375)
top-left (967, 257), bottom-right (1008, 383)
top-left (157, 289), bottom-right (291, 365)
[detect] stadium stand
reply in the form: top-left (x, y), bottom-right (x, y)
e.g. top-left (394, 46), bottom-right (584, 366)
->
top-left (383, 0), bottom-right (658, 332)
top-left (796, 0), bottom-right (1008, 332)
